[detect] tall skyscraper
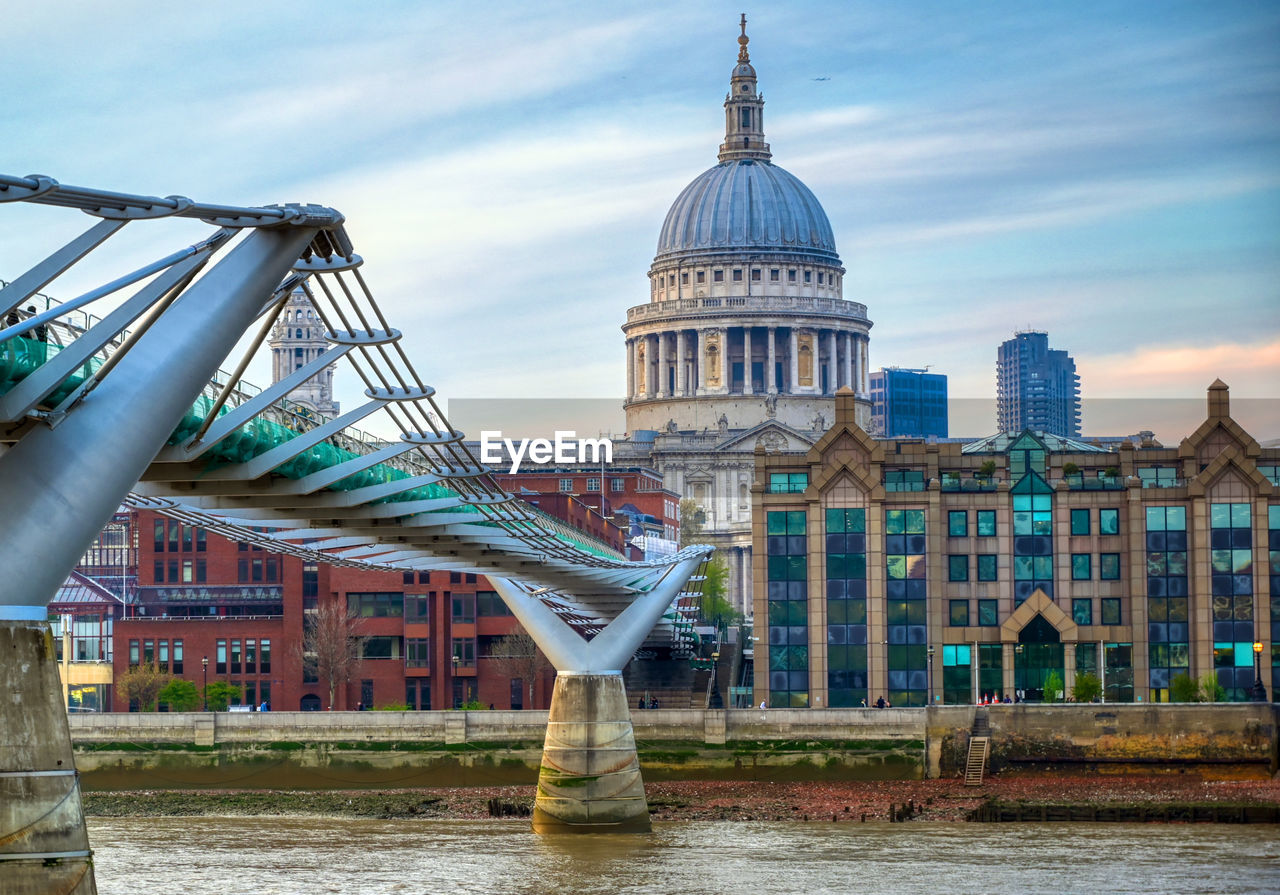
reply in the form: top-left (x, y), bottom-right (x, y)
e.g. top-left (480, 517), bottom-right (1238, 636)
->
top-left (996, 331), bottom-right (1080, 436)
top-left (870, 367), bottom-right (948, 437)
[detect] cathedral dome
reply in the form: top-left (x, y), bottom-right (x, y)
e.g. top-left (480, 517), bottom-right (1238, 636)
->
top-left (655, 160), bottom-right (839, 263)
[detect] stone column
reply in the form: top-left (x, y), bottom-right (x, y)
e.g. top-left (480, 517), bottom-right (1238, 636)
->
top-left (766, 326), bottom-right (777, 394)
top-left (697, 329), bottom-right (708, 394)
top-left (625, 338), bottom-right (635, 401)
top-left (827, 329), bottom-right (838, 395)
top-left (788, 328), bottom-right (798, 394)
top-left (862, 336), bottom-right (870, 394)
top-left (719, 327), bottom-right (729, 393)
top-left (843, 332), bottom-right (853, 391)
top-left (675, 330), bottom-right (686, 397)
top-left (656, 332), bottom-right (668, 398)
top-left (742, 326), bottom-right (753, 395)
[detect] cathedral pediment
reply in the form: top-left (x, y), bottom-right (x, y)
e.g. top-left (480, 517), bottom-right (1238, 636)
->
top-left (718, 420), bottom-right (815, 454)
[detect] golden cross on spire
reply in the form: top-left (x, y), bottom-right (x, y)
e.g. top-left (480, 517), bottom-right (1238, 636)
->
top-left (737, 13), bottom-right (750, 63)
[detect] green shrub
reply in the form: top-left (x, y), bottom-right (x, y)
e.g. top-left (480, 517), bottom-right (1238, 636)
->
top-left (203, 681), bottom-right (242, 712)
top-left (1072, 672), bottom-right (1102, 703)
top-left (1170, 672), bottom-right (1199, 702)
top-left (1042, 671), bottom-right (1065, 703)
top-left (372, 703), bottom-right (410, 712)
top-left (1198, 672), bottom-right (1225, 703)
top-left (159, 679), bottom-right (200, 712)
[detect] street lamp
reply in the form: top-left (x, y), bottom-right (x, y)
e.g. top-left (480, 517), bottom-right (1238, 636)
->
top-left (1251, 642), bottom-right (1267, 702)
top-left (927, 645), bottom-right (935, 706)
top-left (201, 656), bottom-right (209, 711)
top-left (452, 653), bottom-right (461, 709)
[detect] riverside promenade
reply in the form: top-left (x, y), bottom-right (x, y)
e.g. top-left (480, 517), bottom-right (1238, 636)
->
top-left (68, 704), bottom-right (1278, 789)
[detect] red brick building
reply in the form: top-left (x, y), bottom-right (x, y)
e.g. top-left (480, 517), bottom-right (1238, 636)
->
top-left (111, 509), bottom-right (564, 712)
top-left (497, 468), bottom-right (680, 548)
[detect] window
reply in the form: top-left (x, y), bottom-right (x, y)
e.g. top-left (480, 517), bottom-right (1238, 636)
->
top-left (244, 639), bottom-right (256, 674)
top-left (1071, 554), bottom-right (1092, 580)
top-left (451, 593), bottom-right (476, 624)
top-left (713, 270), bottom-right (724, 282)
top-left (949, 600), bottom-right (969, 627)
top-left (804, 270), bottom-right (812, 283)
top-left (558, 478), bottom-right (573, 492)
top-left (347, 592), bottom-right (405, 618)
top-left (1099, 508), bottom-right (1119, 536)
top-left (406, 639), bottom-right (430, 668)
top-left (1073, 599), bottom-right (1093, 625)
top-left (824, 507), bottom-right (867, 708)
top-left (976, 510), bottom-right (996, 537)
top-left (611, 477), bottom-right (625, 492)
top-left (680, 272), bottom-right (688, 284)
top-left (1101, 598), bottom-right (1121, 625)
top-left (230, 640), bottom-right (241, 674)
top-left (788, 269), bottom-right (796, 282)
top-left (766, 510), bottom-right (809, 708)
top-left (260, 640), bottom-right (271, 674)
top-left (1071, 509), bottom-right (1090, 536)
top-left (948, 555), bottom-right (969, 581)
top-left (362, 636), bottom-right (399, 660)
top-left (128, 640), bottom-right (139, 665)
top-left (732, 269), bottom-right (742, 282)
top-left (884, 469), bottom-right (925, 492)
top-left (978, 599), bottom-right (998, 627)
top-left (1138, 466), bottom-right (1179, 488)
top-left (1100, 553), bottom-right (1120, 580)
top-left (452, 637), bottom-right (476, 667)
top-left (696, 271), bottom-right (705, 284)
top-left (751, 268), bottom-right (761, 281)
top-left (216, 640), bottom-right (227, 674)
top-left (586, 478), bottom-right (600, 492)
top-left (818, 272), bottom-right (825, 284)
top-left (172, 640), bottom-right (183, 674)
top-left (740, 107), bottom-right (751, 128)
top-left (476, 591), bottom-right (512, 617)
top-left (977, 554), bottom-right (997, 581)
top-left (769, 472), bottom-right (809, 494)
top-left (153, 520), bottom-right (164, 552)
top-left (770, 268), bottom-right (780, 282)
top-left (948, 511), bottom-right (967, 537)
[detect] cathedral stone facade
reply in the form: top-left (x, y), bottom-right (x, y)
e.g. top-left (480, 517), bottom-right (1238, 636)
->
top-left (618, 21), bottom-right (873, 615)
top-left (269, 289), bottom-right (340, 417)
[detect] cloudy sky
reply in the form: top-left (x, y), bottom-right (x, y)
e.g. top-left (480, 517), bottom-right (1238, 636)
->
top-left (2, 0), bottom-right (1277, 438)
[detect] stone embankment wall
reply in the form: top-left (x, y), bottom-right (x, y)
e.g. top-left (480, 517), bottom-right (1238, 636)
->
top-left (67, 705), bottom-right (1276, 790)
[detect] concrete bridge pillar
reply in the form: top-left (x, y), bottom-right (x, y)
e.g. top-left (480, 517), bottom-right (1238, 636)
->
top-left (490, 552), bottom-right (707, 834)
top-left (533, 673), bottom-right (649, 832)
top-left (0, 622), bottom-right (97, 894)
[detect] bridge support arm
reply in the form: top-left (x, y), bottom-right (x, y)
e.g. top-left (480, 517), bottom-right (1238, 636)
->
top-left (487, 552), bottom-right (707, 833)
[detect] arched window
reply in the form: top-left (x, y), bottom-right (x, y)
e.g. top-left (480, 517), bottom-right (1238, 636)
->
top-left (740, 108), bottom-right (751, 128)
top-left (295, 328), bottom-right (303, 338)
top-left (294, 347), bottom-right (304, 357)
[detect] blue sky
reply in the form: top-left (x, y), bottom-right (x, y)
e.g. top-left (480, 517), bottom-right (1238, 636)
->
top-left (2, 1), bottom-right (1277, 438)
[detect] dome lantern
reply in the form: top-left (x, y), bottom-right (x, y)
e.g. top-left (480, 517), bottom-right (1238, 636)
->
top-left (718, 14), bottom-right (771, 164)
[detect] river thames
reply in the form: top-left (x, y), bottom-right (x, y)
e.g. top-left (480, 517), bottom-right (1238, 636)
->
top-left (87, 816), bottom-right (1280, 894)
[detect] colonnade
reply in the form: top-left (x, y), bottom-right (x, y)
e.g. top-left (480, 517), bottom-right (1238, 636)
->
top-left (626, 325), bottom-right (868, 402)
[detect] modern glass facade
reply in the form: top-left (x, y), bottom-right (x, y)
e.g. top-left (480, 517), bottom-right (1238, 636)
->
top-left (869, 368), bottom-right (948, 438)
top-left (753, 384), bottom-right (1277, 708)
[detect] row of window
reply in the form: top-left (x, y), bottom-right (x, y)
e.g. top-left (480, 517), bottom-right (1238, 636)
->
top-left (946, 598), bottom-right (1122, 627)
top-left (154, 558), bottom-right (207, 584)
top-left (127, 638), bottom-right (185, 673)
top-left (389, 592), bottom-right (516, 622)
top-left (658, 267), bottom-right (839, 288)
top-left (213, 638), bottom-right (272, 675)
top-left (556, 477), bottom-right (628, 493)
top-left (154, 520), bottom-right (207, 553)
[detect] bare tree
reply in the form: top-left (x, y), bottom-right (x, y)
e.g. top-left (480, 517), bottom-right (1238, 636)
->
top-left (300, 596), bottom-right (365, 709)
top-left (486, 628), bottom-right (552, 709)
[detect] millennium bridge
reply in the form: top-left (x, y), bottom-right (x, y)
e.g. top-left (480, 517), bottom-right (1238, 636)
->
top-left (0, 173), bottom-right (712, 893)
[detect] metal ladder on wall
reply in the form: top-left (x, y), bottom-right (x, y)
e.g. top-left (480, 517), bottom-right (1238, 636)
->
top-left (965, 711), bottom-right (990, 786)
